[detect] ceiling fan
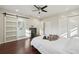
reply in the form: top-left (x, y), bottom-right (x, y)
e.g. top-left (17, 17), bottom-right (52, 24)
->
top-left (33, 5), bottom-right (48, 14)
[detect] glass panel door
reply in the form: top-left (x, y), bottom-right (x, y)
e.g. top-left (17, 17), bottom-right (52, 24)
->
top-left (68, 16), bottom-right (79, 38)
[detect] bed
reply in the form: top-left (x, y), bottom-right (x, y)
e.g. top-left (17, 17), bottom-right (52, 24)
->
top-left (31, 36), bottom-right (79, 54)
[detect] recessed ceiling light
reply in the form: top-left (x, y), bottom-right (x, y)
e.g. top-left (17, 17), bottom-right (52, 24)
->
top-left (15, 9), bottom-right (19, 12)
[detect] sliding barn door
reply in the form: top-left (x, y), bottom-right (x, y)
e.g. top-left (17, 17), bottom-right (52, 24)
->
top-left (4, 15), bottom-right (17, 42)
top-left (0, 13), bottom-right (4, 44)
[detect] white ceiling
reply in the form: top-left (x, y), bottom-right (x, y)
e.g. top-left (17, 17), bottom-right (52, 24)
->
top-left (0, 5), bottom-right (79, 19)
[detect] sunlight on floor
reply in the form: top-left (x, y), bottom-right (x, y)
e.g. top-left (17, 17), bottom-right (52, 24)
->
top-left (25, 39), bottom-right (31, 48)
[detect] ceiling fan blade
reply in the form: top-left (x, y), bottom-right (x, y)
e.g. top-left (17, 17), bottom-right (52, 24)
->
top-left (34, 5), bottom-right (39, 10)
top-left (41, 5), bottom-right (47, 9)
top-left (42, 9), bottom-right (47, 12)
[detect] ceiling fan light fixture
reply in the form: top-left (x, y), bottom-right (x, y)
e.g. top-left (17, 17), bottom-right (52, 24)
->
top-left (33, 5), bottom-right (48, 14)
top-left (15, 9), bottom-right (19, 12)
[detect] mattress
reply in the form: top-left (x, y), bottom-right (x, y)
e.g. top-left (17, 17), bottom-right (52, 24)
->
top-left (31, 36), bottom-right (71, 54)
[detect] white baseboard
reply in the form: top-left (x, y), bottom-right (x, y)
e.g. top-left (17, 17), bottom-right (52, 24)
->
top-left (0, 37), bottom-right (29, 44)
top-left (0, 39), bottom-right (18, 44)
top-left (0, 42), bottom-right (5, 44)
top-left (17, 37), bottom-right (30, 40)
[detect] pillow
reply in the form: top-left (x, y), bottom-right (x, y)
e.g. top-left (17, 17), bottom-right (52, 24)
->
top-left (52, 35), bottom-right (59, 40)
top-left (47, 34), bottom-right (53, 40)
top-left (47, 34), bottom-right (59, 41)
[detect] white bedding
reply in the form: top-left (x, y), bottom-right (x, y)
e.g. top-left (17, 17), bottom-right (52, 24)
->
top-left (31, 36), bottom-right (79, 54)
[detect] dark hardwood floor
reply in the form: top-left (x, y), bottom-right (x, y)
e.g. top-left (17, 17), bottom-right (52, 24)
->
top-left (0, 39), bottom-right (40, 54)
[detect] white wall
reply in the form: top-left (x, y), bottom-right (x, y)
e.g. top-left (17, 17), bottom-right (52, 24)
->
top-left (39, 21), bottom-right (45, 35)
top-left (0, 13), bottom-right (4, 43)
top-left (43, 16), bottom-right (59, 36)
top-left (42, 8), bottom-right (79, 38)
top-left (58, 16), bottom-right (68, 35)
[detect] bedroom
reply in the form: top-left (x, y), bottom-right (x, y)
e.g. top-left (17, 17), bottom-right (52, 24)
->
top-left (0, 5), bottom-right (79, 54)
